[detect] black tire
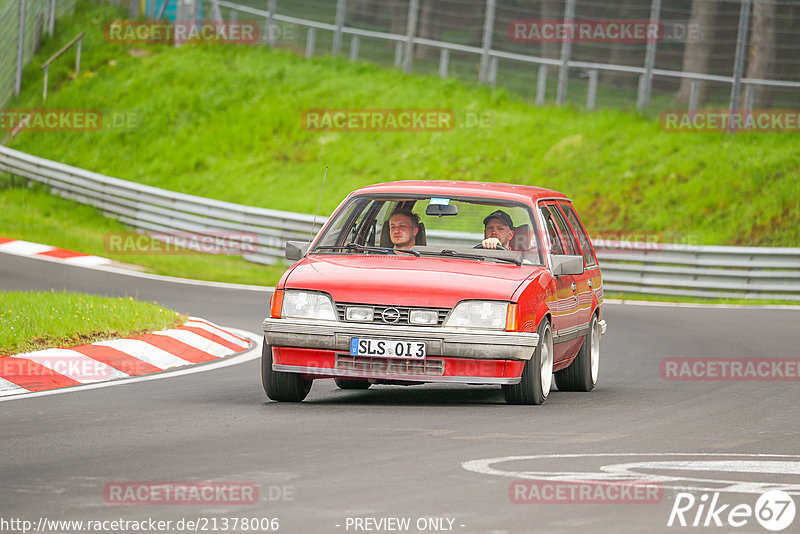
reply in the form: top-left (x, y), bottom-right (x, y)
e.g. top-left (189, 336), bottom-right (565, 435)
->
top-left (261, 339), bottom-right (312, 402)
top-left (334, 377), bottom-right (372, 390)
top-left (503, 318), bottom-right (553, 405)
top-left (555, 314), bottom-right (600, 392)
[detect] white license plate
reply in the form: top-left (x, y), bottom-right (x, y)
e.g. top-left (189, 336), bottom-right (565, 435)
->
top-left (350, 338), bottom-right (426, 359)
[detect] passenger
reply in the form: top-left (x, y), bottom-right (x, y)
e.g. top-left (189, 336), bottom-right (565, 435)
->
top-left (480, 210), bottom-right (515, 249)
top-left (388, 208), bottom-right (420, 250)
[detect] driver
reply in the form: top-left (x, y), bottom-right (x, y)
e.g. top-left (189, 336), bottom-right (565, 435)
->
top-left (480, 210), bottom-right (514, 249)
top-left (388, 208), bottom-right (420, 250)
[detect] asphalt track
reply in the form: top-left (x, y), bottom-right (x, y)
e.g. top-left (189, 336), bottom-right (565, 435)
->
top-left (1, 253), bottom-right (799, 534)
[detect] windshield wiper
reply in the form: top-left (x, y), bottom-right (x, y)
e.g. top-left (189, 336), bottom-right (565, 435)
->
top-left (437, 249), bottom-right (521, 266)
top-left (315, 244), bottom-right (421, 257)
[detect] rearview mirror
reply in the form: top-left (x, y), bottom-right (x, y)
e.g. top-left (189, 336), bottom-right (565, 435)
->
top-left (550, 254), bottom-right (584, 276)
top-left (425, 204), bottom-right (458, 217)
top-left (285, 241), bottom-right (311, 261)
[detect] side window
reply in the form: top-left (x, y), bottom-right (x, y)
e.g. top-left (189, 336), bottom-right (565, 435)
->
top-left (560, 203), bottom-right (597, 267)
top-left (539, 206), bottom-right (565, 255)
top-left (542, 204), bottom-right (580, 256)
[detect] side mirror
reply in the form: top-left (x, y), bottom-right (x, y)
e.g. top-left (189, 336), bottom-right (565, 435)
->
top-left (550, 254), bottom-right (584, 276)
top-left (285, 241), bottom-right (311, 261)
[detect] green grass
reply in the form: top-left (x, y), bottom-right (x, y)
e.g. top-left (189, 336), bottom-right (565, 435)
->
top-left (1, 1), bottom-right (798, 293)
top-left (0, 290), bottom-right (185, 356)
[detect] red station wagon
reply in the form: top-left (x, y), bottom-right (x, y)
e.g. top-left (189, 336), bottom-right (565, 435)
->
top-left (262, 181), bottom-right (606, 404)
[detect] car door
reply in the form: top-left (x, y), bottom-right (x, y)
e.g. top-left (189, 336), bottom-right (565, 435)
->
top-left (558, 201), bottom-right (601, 329)
top-left (538, 202), bottom-right (582, 361)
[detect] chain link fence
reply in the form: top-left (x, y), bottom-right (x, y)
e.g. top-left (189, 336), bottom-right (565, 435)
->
top-left (211, 0), bottom-right (799, 111)
top-left (0, 0), bottom-right (77, 109)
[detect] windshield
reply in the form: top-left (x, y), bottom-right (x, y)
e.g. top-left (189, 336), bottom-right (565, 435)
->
top-left (311, 195), bottom-right (544, 266)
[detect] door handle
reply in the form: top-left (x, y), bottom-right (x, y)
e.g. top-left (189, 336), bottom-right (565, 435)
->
top-left (588, 279), bottom-right (592, 288)
top-left (571, 282), bottom-right (577, 291)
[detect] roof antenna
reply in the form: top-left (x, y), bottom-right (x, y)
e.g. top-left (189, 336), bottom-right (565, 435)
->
top-left (309, 165), bottom-right (328, 243)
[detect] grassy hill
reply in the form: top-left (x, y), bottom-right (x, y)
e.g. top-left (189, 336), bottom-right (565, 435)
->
top-left (1, 1), bottom-right (798, 284)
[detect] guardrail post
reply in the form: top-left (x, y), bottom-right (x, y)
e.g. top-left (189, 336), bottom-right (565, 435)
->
top-left (210, 0), bottom-right (223, 21)
top-left (730, 0), bottom-right (752, 113)
top-left (230, 10), bottom-right (237, 23)
top-left (403, 0), bottom-right (420, 73)
top-left (305, 27), bottom-right (316, 58)
top-left (637, 0), bottom-right (662, 110)
top-left (439, 48), bottom-right (449, 78)
top-left (332, 0), bottom-right (346, 55)
top-left (479, 0), bottom-right (497, 84)
top-left (349, 35), bottom-right (360, 61)
top-left (266, 0), bottom-right (277, 47)
top-left (556, 0), bottom-right (576, 105)
top-left (394, 41), bottom-right (403, 67)
top-left (536, 64), bottom-right (547, 105)
top-left (586, 69), bottom-right (598, 110)
top-left (15, 0), bottom-right (25, 96)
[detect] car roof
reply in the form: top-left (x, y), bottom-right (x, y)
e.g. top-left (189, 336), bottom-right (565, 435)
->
top-left (350, 180), bottom-right (568, 204)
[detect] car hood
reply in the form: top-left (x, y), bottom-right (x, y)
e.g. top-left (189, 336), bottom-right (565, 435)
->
top-left (283, 254), bottom-right (543, 308)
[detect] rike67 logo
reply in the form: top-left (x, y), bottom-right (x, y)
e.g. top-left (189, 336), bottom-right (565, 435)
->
top-left (668, 490), bottom-right (795, 531)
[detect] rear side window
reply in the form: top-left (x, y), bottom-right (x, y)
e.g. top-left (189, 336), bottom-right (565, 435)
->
top-left (539, 206), bottom-right (565, 255)
top-left (541, 204), bottom-right (580, 256)
top-left (560, 203), bottom-right (597, 267)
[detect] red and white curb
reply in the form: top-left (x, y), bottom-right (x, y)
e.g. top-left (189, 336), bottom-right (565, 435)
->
top-left (0, 317), bottom-right (254, 397)
top-left (0, 237), bottom-right (112, 267)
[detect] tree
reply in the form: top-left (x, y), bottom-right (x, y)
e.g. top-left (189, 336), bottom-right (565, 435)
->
top-left (746, 0), bottom-right (777, 108)
top-left (674, 0), bottom-right (719, 104)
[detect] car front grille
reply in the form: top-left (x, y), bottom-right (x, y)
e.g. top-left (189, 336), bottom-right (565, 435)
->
top-left (335, 355), bottom-right (445, 376)
top-left (335, 303), bottom-right (450, 326)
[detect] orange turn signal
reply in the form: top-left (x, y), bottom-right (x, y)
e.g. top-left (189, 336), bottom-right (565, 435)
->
top-left (505, 303), bottom-right (519, 332)
top-left (270, 289), bottom-right (284, 318)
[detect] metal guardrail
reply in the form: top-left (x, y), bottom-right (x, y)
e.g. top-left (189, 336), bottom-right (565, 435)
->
top-left (0, 145), bottom-right (324, 265)
top-left (1, 144), bottom-right (799, 301)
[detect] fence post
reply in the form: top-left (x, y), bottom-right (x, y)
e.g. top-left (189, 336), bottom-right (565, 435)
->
top-left (730, 0), bottom-right (752, 113)
top-left (586, 69), bottom-right (598, 110)
top-left (688, 80), bottom-right (700, 112)
top-left (536, 64), bottom-right (547, 105)
top-left (75, 35), bottom-right (82, 75)
top-left (403, 0), bottom-right (420, 74)
top-left (439, 48), bottom-right (449, 78)
top-left (48, 0), bottom-right (55, 36)
top-left (489, 56), bottom-right (498, 88)
top-left (637, 0), bottom-right (662, 110)
top-left (349, 35), bottom-right (359, 61)
top-left (156, 0), bottom-right (168, 20)
top-left (479, 0), bottom-right (497, 84)
top-left (266, 0), bottom-right (277, 47)
top-left (332, 0), bottom-right (346, 55)
top-left (743, 84), bottom-right (754, 111)
top-left (210, 0), bottom-right (223, 21)
top-left (305, 27), bottom-right (316, 58)
top-left (15, 0), bottom-right (25, 97)
top-left (556, 0), bottom-right (576, 105)
top-left (394, 41), bottom-right (403, 67)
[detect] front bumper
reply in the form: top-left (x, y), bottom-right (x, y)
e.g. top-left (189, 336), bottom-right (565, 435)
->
top-left (262, 318), bottom-right (539, 361)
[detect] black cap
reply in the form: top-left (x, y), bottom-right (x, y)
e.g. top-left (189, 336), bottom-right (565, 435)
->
top-left (483, 210), bottom-right (514, 229)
